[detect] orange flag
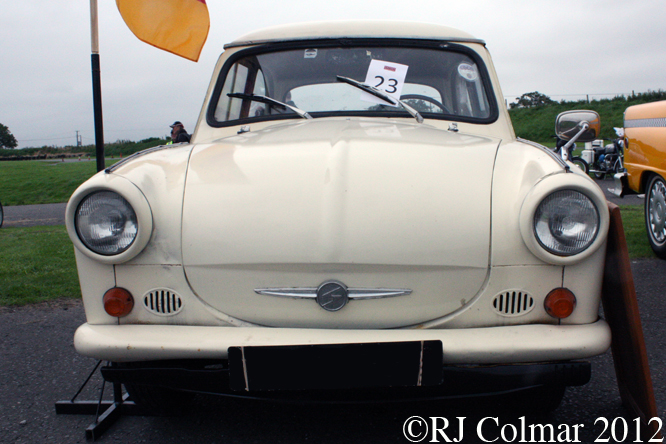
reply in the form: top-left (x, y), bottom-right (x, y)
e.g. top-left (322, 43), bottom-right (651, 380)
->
top-left (116, 0), bottom-right (210, 62)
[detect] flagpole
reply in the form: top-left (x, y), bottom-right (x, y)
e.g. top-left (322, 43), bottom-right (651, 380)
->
top-left (90, 0), bottom-right (105, 172)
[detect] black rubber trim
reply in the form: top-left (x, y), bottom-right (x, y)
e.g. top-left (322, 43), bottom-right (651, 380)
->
top-left (206, 39), bottom-right (499, 129)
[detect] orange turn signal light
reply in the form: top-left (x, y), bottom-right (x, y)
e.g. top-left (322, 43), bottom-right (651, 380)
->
top-left (103, 287), bottom-right (134, 317)
top-left (544, 288), bottom-right (576, 319)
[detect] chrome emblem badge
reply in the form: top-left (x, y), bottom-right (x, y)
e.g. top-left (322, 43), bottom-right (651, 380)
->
top-left (316, 281), bottom-right (349, 312)
top-left (254, 282), bottom-right (412, 312)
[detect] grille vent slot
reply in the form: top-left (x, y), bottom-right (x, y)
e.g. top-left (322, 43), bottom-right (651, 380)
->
top-left (492, 291), bottom-right (535, 317)
top-left (142, 289), bottom-right (183, 316)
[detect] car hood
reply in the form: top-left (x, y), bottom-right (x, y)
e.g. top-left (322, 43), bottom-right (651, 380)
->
top-left (182, 118), bottom-right (500, 328)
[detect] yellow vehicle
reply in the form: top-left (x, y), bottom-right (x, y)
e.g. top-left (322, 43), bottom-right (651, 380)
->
top-left (618, 100), bottom-right (666, 257)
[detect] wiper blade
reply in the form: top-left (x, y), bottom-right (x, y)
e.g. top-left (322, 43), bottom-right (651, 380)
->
top-left (336, 76), bottom-right (424, 124)
top-left (227, 93), bottom-right (312, 120)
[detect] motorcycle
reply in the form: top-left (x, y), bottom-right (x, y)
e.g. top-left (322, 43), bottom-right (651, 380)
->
top-left (580, 128), bottom-right (625, 179)
top-left (554, 136), bottom-right (589, 174)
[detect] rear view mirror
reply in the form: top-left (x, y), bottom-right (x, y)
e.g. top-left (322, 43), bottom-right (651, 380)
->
top-left (555, 110), bottom-right (601, 143)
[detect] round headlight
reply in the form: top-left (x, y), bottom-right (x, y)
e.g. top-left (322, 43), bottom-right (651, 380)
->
top-left (75, 191), bottom-right (138, 255)
top-left (534, 190), bottom-right (599, 256)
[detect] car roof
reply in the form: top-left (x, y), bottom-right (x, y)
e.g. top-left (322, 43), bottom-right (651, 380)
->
top-left (224, 20), bottom-right (485, 49)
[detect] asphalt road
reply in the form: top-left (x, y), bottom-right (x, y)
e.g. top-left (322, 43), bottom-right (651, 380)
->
top-left (1, 258), bottom-right (665, 444)
top-left (597, 179), bottom-right (644, 207)
top-left (2, 203), bottom-right (66, 228)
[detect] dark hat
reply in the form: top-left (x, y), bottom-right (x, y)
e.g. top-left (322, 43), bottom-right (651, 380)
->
top-left (169, 121), bottom-right (183, 128)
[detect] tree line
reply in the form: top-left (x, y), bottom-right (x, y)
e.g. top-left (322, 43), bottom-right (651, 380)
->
top-left (509, 90), bottom-right (666, 143)
top-left (0, 123), bottom-right (17, 149)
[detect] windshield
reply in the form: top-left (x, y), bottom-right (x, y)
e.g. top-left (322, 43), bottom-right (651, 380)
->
top-left (209, 43), bottom-right (495, 125)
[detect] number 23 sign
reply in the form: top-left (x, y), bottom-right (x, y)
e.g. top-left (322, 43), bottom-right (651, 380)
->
top-left (361, 60), bottom-right (409, 106)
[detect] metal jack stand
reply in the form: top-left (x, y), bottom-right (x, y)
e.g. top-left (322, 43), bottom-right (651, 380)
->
top-left (55, 361), bottom-right (148, 441)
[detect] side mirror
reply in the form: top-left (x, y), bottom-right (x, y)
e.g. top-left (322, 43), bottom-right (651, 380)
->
top-left (555, 110), bottom-right (601, 143)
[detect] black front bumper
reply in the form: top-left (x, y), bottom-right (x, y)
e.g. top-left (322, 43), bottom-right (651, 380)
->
top-left (101, 358), bottom-right (591, 401)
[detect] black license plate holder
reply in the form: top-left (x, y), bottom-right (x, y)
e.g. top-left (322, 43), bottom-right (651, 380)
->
top-left (228, 340), bottom-right (443, 391)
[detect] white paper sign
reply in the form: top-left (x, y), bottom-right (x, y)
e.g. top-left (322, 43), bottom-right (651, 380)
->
top-left (361, 60), bottom-right (409, 106)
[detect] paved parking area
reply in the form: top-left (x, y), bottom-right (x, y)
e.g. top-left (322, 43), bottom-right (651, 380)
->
top-left (595, 177), bottom-right (644, 206)
top-left (1, 203), bottom-right (66, 228)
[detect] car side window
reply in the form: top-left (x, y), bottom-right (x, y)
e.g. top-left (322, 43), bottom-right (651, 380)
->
top-left (214, 61), bottom-right (268, 120)
top-left (452, 63), bottom-right (489, 118)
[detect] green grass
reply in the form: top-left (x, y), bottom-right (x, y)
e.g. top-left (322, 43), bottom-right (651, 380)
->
top-left (0, 137), bottom-right (169, 206)
top-left (0, 225), bottom-right (80, 306)
top-left (0, 160), bottom-right (100, 206)
top-left (618, 205), bottom-right (654, 259)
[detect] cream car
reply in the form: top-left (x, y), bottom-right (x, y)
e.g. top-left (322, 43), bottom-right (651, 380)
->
top-left (66, 21), bottom-right (611, 412)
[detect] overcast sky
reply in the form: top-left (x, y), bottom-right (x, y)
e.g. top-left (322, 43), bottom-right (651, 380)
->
top-left (2, 0), bottom-right (665, 148)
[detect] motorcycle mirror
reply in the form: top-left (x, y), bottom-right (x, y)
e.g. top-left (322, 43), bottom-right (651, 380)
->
top-left (555, 110), bottom-right (601, 143)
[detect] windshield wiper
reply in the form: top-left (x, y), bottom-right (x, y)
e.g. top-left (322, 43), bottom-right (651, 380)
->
top-left (336, 76), bottom-right (424, 124)
top-left (227, 93), bottom-right (312, 120)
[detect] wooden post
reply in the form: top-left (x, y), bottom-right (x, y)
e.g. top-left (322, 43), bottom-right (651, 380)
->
top-left (602, 203), bottom-right (661, 440)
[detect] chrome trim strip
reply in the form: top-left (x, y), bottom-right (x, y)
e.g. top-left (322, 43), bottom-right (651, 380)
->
top-left (254, 287), bottom-right (412, 299)
top-left (517, 138), bottom-right (568, 169)
top-left (224, 36), bottom-right (486, 50)
top-left (624, 117), bottom-right (666, 128)
top-left (254, 288), bottom-right (317, 299)
top-left (348, 288), bottom-right (413, 299)
top-left (104, 144), bottom-right (181, 174)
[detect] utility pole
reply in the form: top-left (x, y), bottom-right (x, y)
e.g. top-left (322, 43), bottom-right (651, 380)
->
top-left (76, 131), bottom-right (82, 147)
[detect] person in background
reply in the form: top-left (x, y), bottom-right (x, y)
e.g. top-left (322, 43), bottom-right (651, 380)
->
top-left (169, 121), bottom-right (191, 143)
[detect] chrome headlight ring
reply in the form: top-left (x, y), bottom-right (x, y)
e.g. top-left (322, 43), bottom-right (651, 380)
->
top-left (66, 175), bottom-right (153, 264)
top-left (519, 173), bottom-right (609, 265)
top-left (534, 189), bottom-right (599, 256)
top-left (75, 191), bottom-right (138, 255)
